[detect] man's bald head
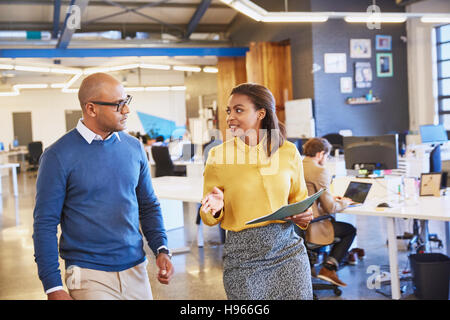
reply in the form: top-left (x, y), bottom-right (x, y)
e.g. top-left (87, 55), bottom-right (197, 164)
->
top-left (78, 73), bottom-right (122, 111)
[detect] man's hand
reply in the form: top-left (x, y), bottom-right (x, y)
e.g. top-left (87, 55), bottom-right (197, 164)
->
top-left (335, 196), bottom-right (353, 206)
top-left (47, 290), bottom-right (73, 300)
top-left (201, 187), bottom-right (224, 217)
top-left (156, 253), bottom-right (174, 285)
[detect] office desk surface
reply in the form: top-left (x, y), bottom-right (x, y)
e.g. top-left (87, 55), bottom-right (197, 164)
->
top-left (152, 176), bottom-right (203, 202)
top-left (344, 196), bottom-right (450, 222)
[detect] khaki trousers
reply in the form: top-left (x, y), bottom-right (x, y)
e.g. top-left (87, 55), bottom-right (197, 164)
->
top-left (64, 260), bottom-right (153, 300)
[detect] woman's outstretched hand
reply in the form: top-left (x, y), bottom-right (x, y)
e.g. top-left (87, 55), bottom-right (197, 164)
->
top-left (201, 187), bottom-right (224, 217)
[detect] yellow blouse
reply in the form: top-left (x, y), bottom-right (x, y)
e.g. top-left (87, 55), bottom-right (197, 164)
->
top-left (199, 137), bottom-right (309, 232)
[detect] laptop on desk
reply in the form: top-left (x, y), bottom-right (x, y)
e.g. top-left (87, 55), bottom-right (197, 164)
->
top-left (343, 181), bottom-right (372, 206)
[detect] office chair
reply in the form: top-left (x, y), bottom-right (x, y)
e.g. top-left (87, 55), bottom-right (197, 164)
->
top-left (151, 146), bottom-right (186, 177)
top-left (295, 215), bottom-right (343, 299)
top-left (27, 141), bottom-right (43, 172)
top-left (322, 133), bottom-right (344, 155)
top-left (287, 138), bottom-right (303, 155)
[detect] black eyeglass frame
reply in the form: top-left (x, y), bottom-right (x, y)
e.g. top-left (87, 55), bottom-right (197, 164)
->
top-left (90, 95), bottom-right (132, 112)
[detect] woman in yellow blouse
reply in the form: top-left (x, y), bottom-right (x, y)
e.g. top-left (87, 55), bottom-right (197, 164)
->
top-left (200, 83), bottom-right (314, 300)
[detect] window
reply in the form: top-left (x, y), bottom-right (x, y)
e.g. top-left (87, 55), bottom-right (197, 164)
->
top-left (436, 24), bottom-right (450, 132)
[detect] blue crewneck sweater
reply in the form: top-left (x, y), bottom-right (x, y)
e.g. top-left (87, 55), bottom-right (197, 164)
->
top-left (33, 129), bottom-right (167, 291)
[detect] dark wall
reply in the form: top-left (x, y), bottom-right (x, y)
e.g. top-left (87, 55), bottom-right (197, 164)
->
top-left (228, 0), bottom-right (409, 137)
top-left (311, 0), bottom-right (409, 137)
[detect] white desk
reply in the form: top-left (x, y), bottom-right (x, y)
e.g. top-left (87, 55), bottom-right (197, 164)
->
top-left (0, 163), bottom-right (19, 197)
top-left (152, 176), bottom-right (202, 203)
top-left (152, 176), bottom-right (204, 253)
top-left (342, 195), bottom-right (450, 300)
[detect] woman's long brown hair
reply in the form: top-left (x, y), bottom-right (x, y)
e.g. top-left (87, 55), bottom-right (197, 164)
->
top-left (230, 83), bottom-right (286, 157)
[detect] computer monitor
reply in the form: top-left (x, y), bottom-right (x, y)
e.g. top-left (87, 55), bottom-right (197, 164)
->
top-left (420, 124), bottom-right (448, 189)
top-left (343, 134), bottom-right (398, 172)
top-left (419, 124), bottom-right (448, 144)
top-left (181, 143), bottom-right (197, 161)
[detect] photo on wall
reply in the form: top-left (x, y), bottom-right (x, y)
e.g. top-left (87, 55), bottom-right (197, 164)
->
top-left (376, 53), bottom-right (393, 77)
top-left (350, 39), bottom-right (371, 58)
top-left (354, 62), bottom-right (372, 88)
top-left (375, 35), bottom-right (392, 51)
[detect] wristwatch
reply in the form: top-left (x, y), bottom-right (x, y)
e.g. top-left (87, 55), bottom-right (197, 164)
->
top-left (157, 248), bottom-right (172, 259)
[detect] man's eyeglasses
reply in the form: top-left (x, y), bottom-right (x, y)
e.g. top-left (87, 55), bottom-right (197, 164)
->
top-left (90, 95), bottom-right (132, 112)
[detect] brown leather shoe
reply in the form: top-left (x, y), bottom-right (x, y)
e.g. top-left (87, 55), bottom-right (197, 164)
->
top-left (347, 251), bottom-right (357, 265)
top-left (317, 267), bottom-right (347, 287)
top-left (351, 248), bottom-right (365, 259)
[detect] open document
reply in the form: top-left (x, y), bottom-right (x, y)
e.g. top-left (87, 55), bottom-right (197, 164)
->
top-left (245, 189), bottom-right (325, 225)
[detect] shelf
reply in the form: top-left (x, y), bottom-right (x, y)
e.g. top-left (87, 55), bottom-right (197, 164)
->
top-left (346, 98), bottom-right (381, 105)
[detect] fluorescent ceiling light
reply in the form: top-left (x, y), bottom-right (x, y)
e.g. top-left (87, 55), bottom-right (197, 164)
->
top-left (222, 0), bottom-right (443, 23)
top-left (173, 66), bottom-right (201, 72)
top-left (263, 13), bottom-right (329, 23)
top-left (0, 91), bottom-right (19, 96)
top-left (171, 86), bottom-right (187, 91)
top-left (344, 14), bottom-right (406, 23)
top-left (14, 65), bottom-right (51, 73)
top-left (64, 73), bottom-right (82, 88)
top-left (13, 83), bottom-right (48, 89)
top-left (125, 87), bottom-right (145, 92)
top-left (50, 83), bottom-right (67, 88)
top-left (421, 16), bottom-right (450, 23)
top-left (203, 67), bottom-right (218, 73)
top-left (140, 64), bottom-right (171, 70)
top-left (231, 0), bottom-right (266, 22)
top-left (0, 64), bottom-right (14, 70)
top-left (145, 86), bottom-right (170, 92)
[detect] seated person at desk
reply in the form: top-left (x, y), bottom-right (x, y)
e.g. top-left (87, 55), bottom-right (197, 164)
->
top-left (302, 138), bottom-right (357, 287)
top-left (152, 135), bottom-right (167, 147)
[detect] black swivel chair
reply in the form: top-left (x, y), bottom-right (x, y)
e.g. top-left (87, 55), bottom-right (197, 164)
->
top-left (151, 145), bottom-right (186, 177)
top-left (27, 141), bottom-right (43, 171)
top-left (322, 133), bottom-right (344, 155)
top-left (295, 215), bottom-right (343, 299)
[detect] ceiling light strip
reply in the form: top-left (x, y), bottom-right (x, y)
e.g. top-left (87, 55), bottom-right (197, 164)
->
top-left (173, 66), bottom-right (202, 72)
top-left (221, 0), bottom-right (450, 23)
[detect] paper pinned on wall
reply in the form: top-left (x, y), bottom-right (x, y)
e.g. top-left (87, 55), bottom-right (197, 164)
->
top-left (324, 53), bottom-right (347, 73)
top-left (340, 77), bottom-right (353, 93)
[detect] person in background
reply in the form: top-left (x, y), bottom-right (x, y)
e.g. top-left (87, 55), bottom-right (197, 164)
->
top-left (152, 135), bottom-right (168, 147)
top-left (33, 72), bottom-right (173, 300)
top-left (200, 83), bottom-right (314, 300)
top-left (302, 137), bottom-right (357, 287)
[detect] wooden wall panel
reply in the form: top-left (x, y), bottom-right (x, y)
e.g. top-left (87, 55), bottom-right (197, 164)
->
top-left (246, 41), bottom-right (293, 124)
top-left (217, 57), bottom-right (247, 140)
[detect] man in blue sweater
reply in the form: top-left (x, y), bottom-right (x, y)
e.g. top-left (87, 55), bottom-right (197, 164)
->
top-left (33, 73), bottom-right (173, 300)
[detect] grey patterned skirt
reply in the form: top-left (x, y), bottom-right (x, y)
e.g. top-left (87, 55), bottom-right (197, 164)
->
top-left (223, 222), bottom-right (313, 300)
